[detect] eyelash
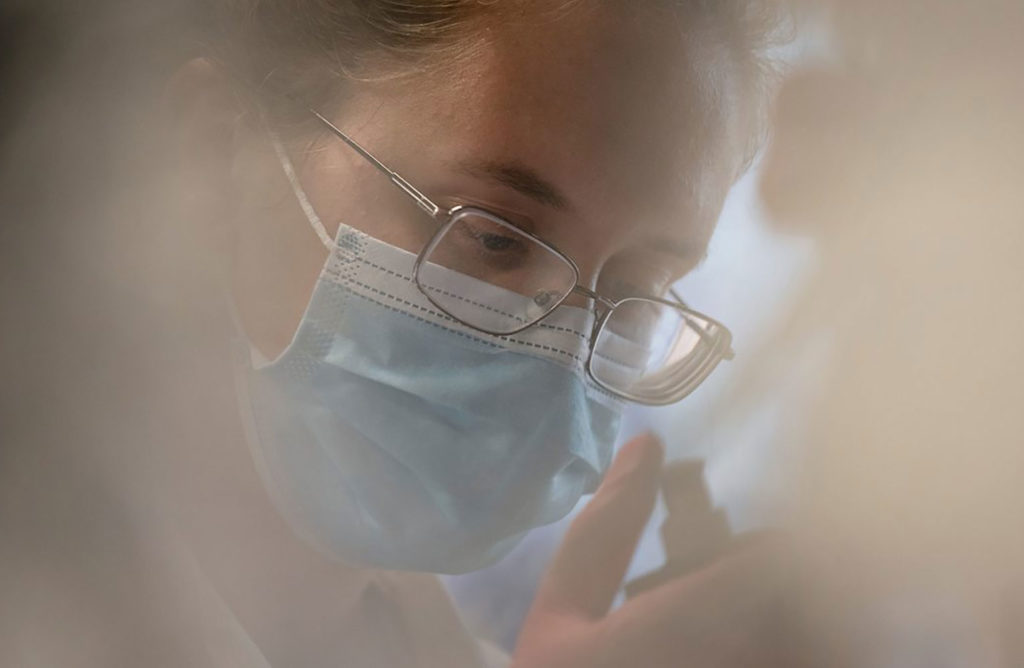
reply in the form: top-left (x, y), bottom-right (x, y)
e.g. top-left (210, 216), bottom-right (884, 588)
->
top-left (461, 223), bottom-right (527, 255)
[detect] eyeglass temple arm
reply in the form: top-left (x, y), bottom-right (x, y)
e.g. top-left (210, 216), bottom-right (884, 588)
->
top-left (307, 108), bottom-right (443, 219)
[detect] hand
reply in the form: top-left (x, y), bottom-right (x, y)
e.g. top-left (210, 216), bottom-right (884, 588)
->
top-left (511, 434), bottom-right (788, 668)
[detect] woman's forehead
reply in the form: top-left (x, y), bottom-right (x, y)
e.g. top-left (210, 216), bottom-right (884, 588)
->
top-left (441, 4), bottom-right (741, 217)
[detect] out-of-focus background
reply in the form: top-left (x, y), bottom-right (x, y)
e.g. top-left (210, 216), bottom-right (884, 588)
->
top-left (3, 1), bottom-right (1023, 666)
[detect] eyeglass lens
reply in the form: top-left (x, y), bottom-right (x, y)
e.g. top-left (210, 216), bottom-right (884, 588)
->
top-left (590, 299), bottom-right (721, 402)
top-left (416, 209), bottom-right (577, 335)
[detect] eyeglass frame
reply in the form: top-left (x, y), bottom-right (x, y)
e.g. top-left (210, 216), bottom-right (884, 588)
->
top-left (303, 106), bottom-right (735, 405)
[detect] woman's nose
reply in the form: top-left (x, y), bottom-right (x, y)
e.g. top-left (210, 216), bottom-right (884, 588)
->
top-left (547, 233), bottom-right (621, 310)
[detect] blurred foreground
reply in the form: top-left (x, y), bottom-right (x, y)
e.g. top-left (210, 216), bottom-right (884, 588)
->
top-left (3, 0), bottom-right (1024, 666)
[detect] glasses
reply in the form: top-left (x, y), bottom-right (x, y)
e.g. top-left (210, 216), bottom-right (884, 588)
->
top-left (304, 107), bottom-right (734, 405)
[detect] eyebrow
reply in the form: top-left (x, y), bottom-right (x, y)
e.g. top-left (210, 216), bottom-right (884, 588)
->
top-left (458, 157), bottom-right (708, 266)
top-left (458, 159), bottom-right (573, 211)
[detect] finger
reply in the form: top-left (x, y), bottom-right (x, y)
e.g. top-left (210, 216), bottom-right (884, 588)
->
top-left (531, 432), bottom-right (664, 620)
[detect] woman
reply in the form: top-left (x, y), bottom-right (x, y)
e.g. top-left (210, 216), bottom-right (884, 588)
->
top-left (1, 1), bottom-right (788, 666)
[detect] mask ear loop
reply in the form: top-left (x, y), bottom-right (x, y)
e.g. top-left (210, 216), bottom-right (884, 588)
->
top-left (266, 126), bottom-right (336, 250)
top-left (225, 119), bottom-right (334, 364)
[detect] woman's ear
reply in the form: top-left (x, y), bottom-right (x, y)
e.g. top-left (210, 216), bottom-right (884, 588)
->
top-left (163, 57), bottom-right (245, 253)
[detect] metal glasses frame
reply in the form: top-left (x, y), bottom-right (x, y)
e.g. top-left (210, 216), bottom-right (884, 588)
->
top-left (305, 107), bottom-right (735, 405)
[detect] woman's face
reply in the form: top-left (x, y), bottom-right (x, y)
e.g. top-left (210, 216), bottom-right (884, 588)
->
top-left (227, 4), bottom-right (747, 358)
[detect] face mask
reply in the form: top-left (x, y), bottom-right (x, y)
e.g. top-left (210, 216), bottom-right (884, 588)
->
top-left (231, 143), bottom-right (626, 574)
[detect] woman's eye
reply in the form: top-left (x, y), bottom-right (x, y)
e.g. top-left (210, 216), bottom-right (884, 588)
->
top-left (439, 214), bottom-right (534, 275)
top-left (476, 231), bottom-right (522, 252)
top-left (457, 218), bottom-right (528, 257)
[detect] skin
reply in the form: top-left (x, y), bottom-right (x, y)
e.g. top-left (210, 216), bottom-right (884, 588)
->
top-left (226, 2), bottom-right (744, 359)
top-left (171, 2), bottom-right (787, 666)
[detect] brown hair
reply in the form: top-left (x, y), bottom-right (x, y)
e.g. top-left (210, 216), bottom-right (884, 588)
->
top-left (212, 0), bottom-right (789, 167)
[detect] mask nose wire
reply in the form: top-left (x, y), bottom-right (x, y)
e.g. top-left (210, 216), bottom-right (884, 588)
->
top-left (267, 128), bottom-right (336, 250)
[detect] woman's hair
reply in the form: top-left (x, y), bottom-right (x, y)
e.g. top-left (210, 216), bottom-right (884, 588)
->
top-left (212, 0), bottom-right (789, 168)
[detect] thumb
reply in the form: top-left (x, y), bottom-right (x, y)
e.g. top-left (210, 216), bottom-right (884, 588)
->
top-left (531, 432), bottom-right (664, 620)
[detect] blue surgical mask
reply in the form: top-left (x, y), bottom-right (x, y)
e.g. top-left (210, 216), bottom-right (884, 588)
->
top-left (231, 144), bottom-right (626, 574)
